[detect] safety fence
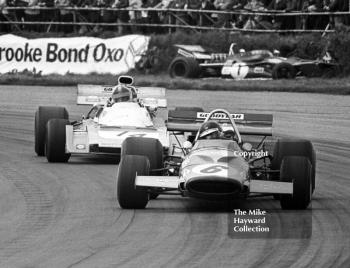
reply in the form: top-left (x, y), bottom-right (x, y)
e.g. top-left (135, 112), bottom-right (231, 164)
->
top-left (0, 7), bottom-right (349, 34)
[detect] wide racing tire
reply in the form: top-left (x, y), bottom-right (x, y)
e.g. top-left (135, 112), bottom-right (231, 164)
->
top-left (35, 106), bottom-right (69, 156)
top-left (272, 62), bottom-right (296, 79)
top-left (168, 56), bottom-right (200, 78)
top-left (45, 119), bottom-right (71, 163)
top-left (280, 156), bottom-right (312, 210)
top-left (272, 138), bottom-right (316, 193)
top-left (121, 137), bottom-right (163, 170)
top-left (117, 155), bottom-right (149, 209)
top-left (121, 137), bottom-right (163, 200)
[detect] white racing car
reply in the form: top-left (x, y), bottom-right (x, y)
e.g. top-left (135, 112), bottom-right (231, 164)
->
top-left (34, 76), bottom-right (169, 162)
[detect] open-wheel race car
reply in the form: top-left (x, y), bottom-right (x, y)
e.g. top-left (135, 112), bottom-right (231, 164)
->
top-left (221, 48), bottom-right (339, 80)
top-left (168, 43), bottom-right (338, 80)
top-left (34, 76), bottom-right (169, 162)
top-left (117, 108), bottom-right (316, 210)
top-left (168, 44), bottom-right (229, 78)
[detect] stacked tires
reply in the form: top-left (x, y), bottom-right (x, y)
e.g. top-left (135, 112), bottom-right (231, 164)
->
top-left (34, 106), bottom-right (71, 162)
top-left (272, 138), bottom-right (316, 209)
top-left (117, 137), bottom-right (164, 209)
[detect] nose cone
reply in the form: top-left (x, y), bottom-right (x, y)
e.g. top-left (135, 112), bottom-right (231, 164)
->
top-left (181, 145), bottom-right (249, 199)
top-left (186, 175), bottom-right (243, 199)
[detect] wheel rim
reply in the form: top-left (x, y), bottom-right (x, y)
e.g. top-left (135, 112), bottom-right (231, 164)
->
top-left (279, 67), bottom-right (291, 78)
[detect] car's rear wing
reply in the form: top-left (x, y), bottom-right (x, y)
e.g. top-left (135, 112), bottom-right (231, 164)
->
top-left (77, 84), bottom-right (167, 107)
top-left (167, 110), bottom-right (273, 136)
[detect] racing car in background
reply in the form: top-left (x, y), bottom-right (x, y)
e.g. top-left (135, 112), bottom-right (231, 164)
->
top-left (168, 43), bottom-right (338, 79)
top-left (221, 49), bottom-right (339, 79)
top-left (34, 76), bottom-right (169, 162)
top-left (168, 44), bottom-right (229, 78)
top-left (117, 108), bottom-right (316, 210)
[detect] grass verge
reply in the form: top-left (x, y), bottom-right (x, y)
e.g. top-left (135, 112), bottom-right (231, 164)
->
top-left (0, 73), bottom-right (349, 95)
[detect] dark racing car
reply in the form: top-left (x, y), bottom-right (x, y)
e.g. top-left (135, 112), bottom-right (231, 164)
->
top-left (221, 49), bottom-right (339, 79)
top-left (168, 44), bottom-right (229, 78)
top-left (168, 44), bottom-right (339, 79)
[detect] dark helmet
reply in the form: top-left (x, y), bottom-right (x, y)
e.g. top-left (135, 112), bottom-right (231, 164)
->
top-left (112, 85), bottom-right (132, 103)
top-left (198, 121), bottom-right (223, 140)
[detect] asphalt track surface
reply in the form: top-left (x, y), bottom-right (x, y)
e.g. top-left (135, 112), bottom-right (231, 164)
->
top-left (0, 85), bottom-right (350, 268)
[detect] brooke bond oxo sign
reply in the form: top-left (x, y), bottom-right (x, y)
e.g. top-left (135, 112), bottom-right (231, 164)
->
top-left (0, 34), bottom-right (149, 75)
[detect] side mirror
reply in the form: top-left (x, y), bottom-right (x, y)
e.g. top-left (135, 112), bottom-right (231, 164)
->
top-left (242, 142), bottom-right (252, 151)
top-left (183, 141), bottom-right (193, 150)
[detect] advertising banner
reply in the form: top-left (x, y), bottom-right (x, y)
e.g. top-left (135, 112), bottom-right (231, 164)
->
top-left (0, 34), bottom-right (149, 75)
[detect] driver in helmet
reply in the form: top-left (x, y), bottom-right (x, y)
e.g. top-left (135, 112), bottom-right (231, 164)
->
top-left (198, 121), bottom-right (223, 140)
top-left (107, 85), bottom-right (133, 106)
top-left (112, 85), bottom-right (132, 102)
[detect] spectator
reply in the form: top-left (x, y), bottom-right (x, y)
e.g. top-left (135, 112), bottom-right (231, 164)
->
top-left (12, 0), bottom-right (28, 30)
top-left (139, 0), bottom-right (161, 33)
top-left (112, 0), bottom-right (129, 34)
top-left (154, 0), bottom-right (174, 28)
top-left (199, 0), bottom-right (215, 27)
top-left (154, 0), bottom-right (172, 8)
top-left (86, 0), bottom-right (101, 32)
top-left (325, 0), bottom-right (349, 26)
top-left (97, 0), bottom-right (117, 31)
top-left (244, 0), bottom-right (265, 10)
top-left (213, 0), bottom-right (233, 27)
top-left (128, 0), bottom-right (142, 32)
top-left (0, 0), bottom-right (10, 32)
top-left (267, 0), bottom-right (287, 29)
top-left (24, 0), bottom-right (41, 31)
top-left (243, 0), bottom-right (268, 29)
top-left (302, 0), bottom-right (327, 29)
top-left (56, 0), bottom-right (73, 33)
top-left (230, 0), bottom-right (247, 28)
top-left (169, 0), bottom-right (187, 27)
top-left (186, 0), bottom-right (201, 25)
top-left (39, 0), bottom-right (55, 32)
top-left (283, 0), bottom-right (298, 29)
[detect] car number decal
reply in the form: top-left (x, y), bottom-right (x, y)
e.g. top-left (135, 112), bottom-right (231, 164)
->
top-left (200, 165), bottom-right (228, 174)
top-left (192, 164), bottom-right (229, 177)
top-left (230, 63), bottom-right (249, 79)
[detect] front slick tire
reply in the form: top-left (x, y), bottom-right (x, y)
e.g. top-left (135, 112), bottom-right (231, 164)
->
top-left (35, 106), bottom-right (68, 156)
top-left (280, 156), bottom-right (312, 210)
top-left (117, 155), bottom-right (149, 209)
top-left (45, 119), bottom-right (71, 163)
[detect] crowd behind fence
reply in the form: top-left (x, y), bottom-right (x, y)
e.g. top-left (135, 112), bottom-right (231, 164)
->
top-left (0, 0), bottom-right (349, 34)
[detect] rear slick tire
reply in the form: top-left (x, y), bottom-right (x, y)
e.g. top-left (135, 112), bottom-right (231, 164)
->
top-left (168, 56), bottom-right (200, 78)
